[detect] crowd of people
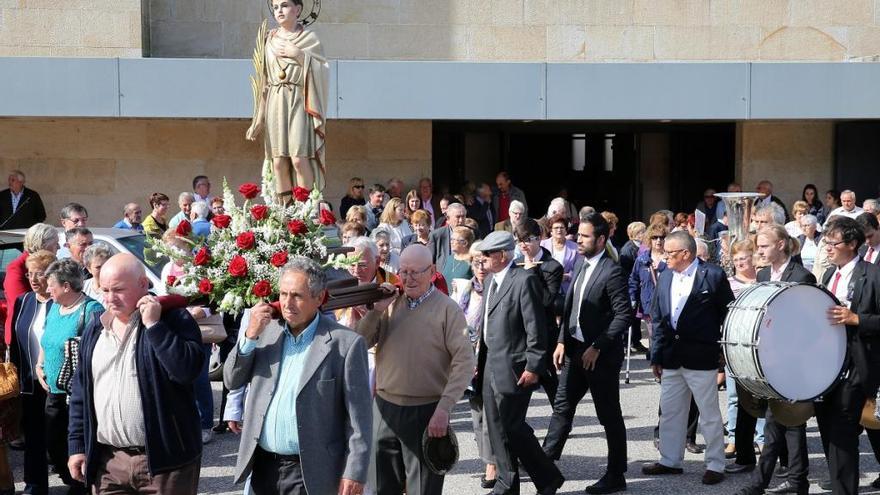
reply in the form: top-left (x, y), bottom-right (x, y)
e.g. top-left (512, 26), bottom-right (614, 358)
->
top-left (1, 167), bottom-right (880, 495)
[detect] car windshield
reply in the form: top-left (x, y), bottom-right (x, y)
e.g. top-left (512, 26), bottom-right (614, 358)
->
top-left (116, 234), bottom-right (166, 278)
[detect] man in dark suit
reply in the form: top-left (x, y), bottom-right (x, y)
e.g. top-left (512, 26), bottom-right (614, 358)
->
top-left (643, 231), bottom-right (734, 486)
top-left (815, 217), bottom-right (880, 495)
top-left (734, 225), bottom-right (815, 495)
top-left (857, 212), bottom-right (880, 265)
top-left (0, 170), bottom-right (46, 230)
top-left (427, 203), bottom-right (467, 268)
top-left (514, 219), bottom-right (563, 405)
top-left (468, 183), bottom-right (495, 239)
top-left (756, 180), bottom-right (791, 223)
top-left (477, 231), bottom-right (564, 495)
top-left (542, 213), bottom-right (632, 494)
top-left (418, 177), bottom-right (443, 226)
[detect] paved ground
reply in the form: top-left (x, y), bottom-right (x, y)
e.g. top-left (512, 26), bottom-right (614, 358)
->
top-left (9, 348), bottom-right (880, 494)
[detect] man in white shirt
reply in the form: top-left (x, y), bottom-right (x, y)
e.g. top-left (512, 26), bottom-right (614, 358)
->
top-left (825, 190), bottom-right (864, 225)
top-left (643, 232), bottom-right (735, 486)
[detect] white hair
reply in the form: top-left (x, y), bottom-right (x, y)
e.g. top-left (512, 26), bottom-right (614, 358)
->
top-left (546, 197), bottom-right (568, 219)
top-left (801, 214), bottom-right (818, 226)
top-left (509, 200), bottom-right (525, 215)
top-left (178, 191), bottom-right (194, 203)
top-left (346, 236), bottom-right (378, 260)
top-left (755, 203), bottom-right (785, 225)
top-left (190, 201), bottom-right (209, 220)
top-left (863, 199), bottom-right (879, 214)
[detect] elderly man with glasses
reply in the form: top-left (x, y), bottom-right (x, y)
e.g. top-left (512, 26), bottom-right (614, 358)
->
top-left (643, 231), bottom-right (735, 486)
top-left (357, 244), bottom-right (474, 495)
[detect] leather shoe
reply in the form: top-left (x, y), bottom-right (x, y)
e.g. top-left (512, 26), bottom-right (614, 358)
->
top-left (765, 480), bottom-right (807, 494)
top-left (686, 441), bottom-right (704, 454)
top-left (584, 473), bottom-right (626, 494)
top-left (818, 479), bottom-right (832, 491)
top-left (537, 475), bottom-right (564, 495)
top-left (724, 442), bottom-right (737, 459)
top-left (23, 485), bottom-right (48, 495)
top-left (702, 469), bottom-right (725, 485)
top-left (642, 462), bottom-right (683, 475)
top-left (724, 462), bottom-right (755, 474)
top-left (774, 465), bottom-right (790, 477)
top-left (480, 476), bottom-right (497, 489)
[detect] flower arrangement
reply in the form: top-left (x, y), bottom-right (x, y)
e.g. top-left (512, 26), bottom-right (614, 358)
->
top-left (147, 179), bottom-right (354, 314)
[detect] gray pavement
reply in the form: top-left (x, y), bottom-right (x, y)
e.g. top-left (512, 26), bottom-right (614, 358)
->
top-left (9, 351), bottom-right (880, 494)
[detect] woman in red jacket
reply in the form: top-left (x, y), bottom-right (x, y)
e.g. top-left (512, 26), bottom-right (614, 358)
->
top-left (3, 223), bottom-right (59, 345)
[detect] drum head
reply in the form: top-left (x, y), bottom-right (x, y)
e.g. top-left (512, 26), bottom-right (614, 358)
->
top-left (756, 284), bottom-right (846, 401)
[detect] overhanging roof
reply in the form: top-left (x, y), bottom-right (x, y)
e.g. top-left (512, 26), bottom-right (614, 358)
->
top-left (1, 58), bottom-right (879, 120)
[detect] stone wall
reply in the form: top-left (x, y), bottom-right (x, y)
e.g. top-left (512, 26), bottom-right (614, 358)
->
top-left (0, 118), bottom-right (431, 226)
top-left (736, 121), bottom-right (835, 212)
top-left (149, 0), bottom-right (880, 61)
top-left (0, 0), bottom-right (143, 57)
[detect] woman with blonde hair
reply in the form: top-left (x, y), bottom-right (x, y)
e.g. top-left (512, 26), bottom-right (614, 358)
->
top-left (4, 222), bottom-right (60, 346)
top-left (375, 197), bottom-right (412, 253)
top-left (785, 200), bottom-right (809, 237)
top-left (401, 209), bottom-right (432, 248)
top-left (339, 177), bottom-right (366, 218)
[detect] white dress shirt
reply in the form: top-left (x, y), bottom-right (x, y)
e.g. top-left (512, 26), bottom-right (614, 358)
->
top-left (670, 259), bottom-right (700, 330)
top-left (829, 256), bottom-right (859, 307)
top-left (571, 250), bottom-right (605, 342)
top-left (865, 243), bottom-right (880, 264)
top-left (770, 258), bottom-right (790, 282)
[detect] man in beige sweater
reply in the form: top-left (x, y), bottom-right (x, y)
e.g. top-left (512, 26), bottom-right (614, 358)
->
top-left (357, 244), bottom-right (475, 495)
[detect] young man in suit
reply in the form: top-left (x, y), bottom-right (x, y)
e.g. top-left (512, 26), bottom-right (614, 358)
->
top-left (542, 213), bottom-right (632, 494)
top-left (643, 231), bottom-right (734, 486)
top-left (734, 225), bottom-right (815, 495)
top-left (857, 212), bottom-right (880, 265)
top-left (0, 170), bottom-right (46, 230)
top-left (224, 257), bottom-right (372, 495)
top-left (477, 231), bottom-right (564, 495)
top-left (816, 217), bottom-right (880, 495)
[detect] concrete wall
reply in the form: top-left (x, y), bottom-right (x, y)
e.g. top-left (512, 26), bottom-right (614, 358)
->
top-left (148, 0), bottom-right (880, 61)
top-left (0, 0), bottom-right (143, 57)
top-left (736, 121), bottom-right (835, 211)
top-left (0, 118), bottom-right (431, 226)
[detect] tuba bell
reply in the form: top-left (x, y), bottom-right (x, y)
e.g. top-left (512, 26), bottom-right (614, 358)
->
top-left (713, 192), bottom-right (763, 274)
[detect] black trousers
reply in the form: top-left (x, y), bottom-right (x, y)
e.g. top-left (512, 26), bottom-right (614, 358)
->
top-left (250, 447), bottom-right (306, 495)
top-left (45, 393), bottom-right (85, 492)
top-left (483, 373), bottom-right (561, 495)
top-left (543, 354), bottom-right (627, 475)
top-left (372, 397), bottom-right (444, 495)
top-left (814, 378), bottom-right (865, 495)
top-left (21, 383), bottom-right (48, 489)
top-left (751, 410), bottom-right (808, 492)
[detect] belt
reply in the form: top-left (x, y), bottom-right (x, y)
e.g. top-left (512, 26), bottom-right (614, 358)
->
top-left (102, 444), bottom-right (146, 455)
top-left (256, 446), bottom-right (300, 462)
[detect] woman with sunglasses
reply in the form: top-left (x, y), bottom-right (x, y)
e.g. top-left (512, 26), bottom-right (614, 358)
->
top-left (628, 222), bottom-right (669, 358)
top-left (339, 177), bottom-right (366, 219)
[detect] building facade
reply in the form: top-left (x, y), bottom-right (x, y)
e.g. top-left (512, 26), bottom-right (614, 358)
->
top-left (1, 0), bottom-right (879, 226)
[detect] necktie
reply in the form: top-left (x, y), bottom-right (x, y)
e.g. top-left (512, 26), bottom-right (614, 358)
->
top-left (483, 279), bottom-right (498, 342)
top-left (830, 271), bottom-right (842, 296)
top-left (568, 261), bottom-right (591, 339)
top-left (867, 247), bottom-right (876, 264)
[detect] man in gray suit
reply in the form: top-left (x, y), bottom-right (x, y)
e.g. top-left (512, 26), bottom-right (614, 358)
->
top-left (224, 257), bottom-right (372, 495)
top-left (427, 202), bottom-right (467, 267)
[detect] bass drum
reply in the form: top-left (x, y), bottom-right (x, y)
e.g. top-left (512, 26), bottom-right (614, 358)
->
top-left (723, 282), bottom-right (847, 402)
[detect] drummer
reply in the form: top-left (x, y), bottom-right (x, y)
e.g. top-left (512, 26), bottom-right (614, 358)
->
top-left (816, 216), bottom-right (880, 495)
top-left (734, 225), bottom-right (815, 495)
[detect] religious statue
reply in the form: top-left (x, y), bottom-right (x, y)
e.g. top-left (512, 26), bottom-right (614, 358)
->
top-left (247, 0), bottom-right (329, 204)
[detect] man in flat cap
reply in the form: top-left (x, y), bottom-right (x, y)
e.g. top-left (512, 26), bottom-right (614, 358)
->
top-left (477, 231), bottom-right (565, 495)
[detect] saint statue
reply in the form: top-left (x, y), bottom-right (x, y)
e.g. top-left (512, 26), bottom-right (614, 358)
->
top-left (247, 0), bottom-right (329, 203)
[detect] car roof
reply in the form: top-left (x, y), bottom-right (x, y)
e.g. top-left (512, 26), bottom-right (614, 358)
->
top-left (0, 227), bottom-right (145, 239)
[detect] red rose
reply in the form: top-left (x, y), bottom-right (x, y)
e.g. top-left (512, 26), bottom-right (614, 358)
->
top-left (293, 186), bottom-right (310, 202)
top-left (252, 280), bottom-right (272, 298)
top-left (236, 231), bottom-right (256, 250)
top-left (319, 209), bottom-right (336, 226)
top-left (166, 275), bottom-right (177, 286)
top-left (176, 220), bottom-right (192, 236)
top-left (287, 219), bottom-right (307, 235)
top-left (228, 255), bottom-right (249, 278)
top-left (212, 214), bottom-right (231, 229)
top-left (198, 278), bottom-right (213, 295)
top-left (270, 251), bottom-right (288, 267)
top-left (239, 182), bottom-right (261, 199)
top-left (194, 247), bottom-right (211, 266)
top-left (251, 205), bottom-right (269, 221)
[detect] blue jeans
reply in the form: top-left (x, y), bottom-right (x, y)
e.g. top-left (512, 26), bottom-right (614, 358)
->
top-left (725, 371), bottom-right (765, 444)
top-left (194, 343), bottom-right (214, 429)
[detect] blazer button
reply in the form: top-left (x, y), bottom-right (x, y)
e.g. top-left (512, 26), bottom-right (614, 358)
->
top-left (674, 335), bottom-right (680, 340)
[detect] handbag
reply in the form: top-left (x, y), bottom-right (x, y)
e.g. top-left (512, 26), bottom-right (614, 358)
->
top-left (56, 303), bottom-right (88, 394)
top-left (0, 347), bottom-right (19, 402)
top-left (199, 313), bottom-right (227, 344)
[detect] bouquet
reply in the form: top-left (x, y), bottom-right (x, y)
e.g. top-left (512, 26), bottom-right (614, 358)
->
top-left (147, 179), bottom-right (355, 314)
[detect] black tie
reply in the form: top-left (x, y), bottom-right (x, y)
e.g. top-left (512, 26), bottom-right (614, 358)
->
top-left (568, 261), bottom-right (591, 337)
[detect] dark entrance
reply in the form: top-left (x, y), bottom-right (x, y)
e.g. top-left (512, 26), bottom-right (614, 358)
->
top-left (433, 121), bottom-right (735, 244)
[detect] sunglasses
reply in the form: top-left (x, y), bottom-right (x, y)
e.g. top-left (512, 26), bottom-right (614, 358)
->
top-left (352, 185), bottom-right (365, 189)
top-left (651, 235), bottom-right (666, 240)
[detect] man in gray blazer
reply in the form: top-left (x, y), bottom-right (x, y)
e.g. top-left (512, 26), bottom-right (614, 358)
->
top-left (224, 257), bottom-right (372, 495)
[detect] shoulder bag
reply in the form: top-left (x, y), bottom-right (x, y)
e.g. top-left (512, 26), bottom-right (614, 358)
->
top-left (56, 302), bottom-right (88, 394)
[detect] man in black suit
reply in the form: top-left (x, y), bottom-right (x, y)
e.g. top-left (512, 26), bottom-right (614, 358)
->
top-left (756, 180), bottom-right (791, 223)
top-left (477, 231), bottom-right (564, 495)
top-left (542, 213), bottom-right (632, 494)
top-left (427, 203), bottom-right (467, 268)
top-left (0, 170), bottom-right (46, 230)
top-left (815, 216), bottom-right (880, 495)
top-left (857, 212), bottom-right (880, 265)
top-left (514, 219), bottom-right (563, 405)
top-left (643, 231), bottom-right (734, 486)
top-left (734, 225), bottom-right (815, 495)
top-left (467, 183), bottom-right (495, 239)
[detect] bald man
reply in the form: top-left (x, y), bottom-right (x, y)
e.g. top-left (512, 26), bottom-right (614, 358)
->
top-left (112, 203), bottom-right (144, 231)
top-left (358, 245), bottom-right (475, 495)
top-left (67, 254), bottom-right (205, 494)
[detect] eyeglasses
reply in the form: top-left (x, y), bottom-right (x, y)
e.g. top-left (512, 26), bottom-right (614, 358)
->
top-left (26, 271), bottom-right (46, 279)
top-left (517, 236), bottom-right (539, 243)
top-left (352, 185), bottom-right (364, 189)
top-left (825, 240), bottom-right (846, 248)
top-left (398, 266), bottom-right (432, 278)
top-left (550, 226), bottom-right (566, 231)
top-left (663, 249), bottom-right (685, 257)
top-left (651, 235), bottom-right (666, 241)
